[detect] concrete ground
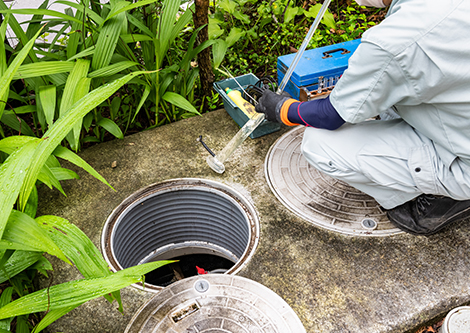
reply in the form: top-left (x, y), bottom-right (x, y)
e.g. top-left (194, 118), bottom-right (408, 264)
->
top-left (38, 109), bottom-right (470, 333)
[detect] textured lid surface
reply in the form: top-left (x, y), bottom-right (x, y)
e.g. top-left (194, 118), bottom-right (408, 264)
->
top-left (445, 306), bottom-right (470, 333)
top-left (125, 274), bottom-right (306, 333)
top-left (265, 126), bottom-right (402, 236)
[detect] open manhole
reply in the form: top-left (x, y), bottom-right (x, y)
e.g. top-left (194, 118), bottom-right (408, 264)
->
top-left (125, 274), bottom-right (306, 333)
top-left (101, 178), bottom-right (259, 292)
top-left (265, 126), bottom-right (402, 236)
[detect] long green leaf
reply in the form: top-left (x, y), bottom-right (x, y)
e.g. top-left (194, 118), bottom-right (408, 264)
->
top-left (0, 260), bottom-right (173, 319)
top-left (24, 185), bottom-right (38, 218)
top-left (132, 84), bottom-right (151, 122)
top-left (0, 241), bottom-right (41, 253)
top-left (88, 61), bottom-right (139, 78)
top-left (18, 71), bottom-right (145, 213)
top-left (0, 287), bottom-right (14, 331)
top-left (120, 34), bottom-right (153, 44)
top-left (59, 59), bottom-right (90, 117)
top-left (15, 316), bottom-right (29, 333)
top-left (38, 85), bottom-right (56, 128)
top-left (25, 0), bottom-right (49, 40)
top-left (36, 215), bottom-right (111, 280)
top-left (0, 14), bottom-right (9, 120)
top-left (212, 40), bottom-right (228, 69)
top-left (0, 113), bottom-right (35, 136)
top-left (52, 145), bottom-right (113, 189)
top-left (0, 13), bottom-right (8, 75)
top-left (225, 27), bottom-right (245, 48)
top-left (66, 46), bottom-right (95, 62)
top-left (29, 256), bottom-right (53, 277)
top-left (3, 105), bottom-right (36, 115)
top-left (36, 214), bottom-right (119, 307)
top-left (49, 167), bottom-right (79, 181)
top-left (0, 140), bottom-right (39, 239)
top-left (156, 0), bottom-right (180, 67)
top-left (0, 2), bottom-right (38, 62)
top-left (0, 136), bottom-right (39, 155)
top-left (60, 59), bottom-right (90, 150)
top-left (0, 26), bottom-right (44, 121)
top-left (97, 118), bottom-right (123, 139)
top-left (91, 12), bottom-right (125, 71)
top-left (105, 0), bottom-right (159, 22)
top-left (64, 4), bottom-right (82, 59)
top-left (13, 62), bottom-right (75, 80)
top-left (40, 163), bottom-right (66, 196)
top-left (71, 77), bottom-right (92, 150)
top-left (0, 9), bottom-right (83, 25)
top-left (126, 12), bottom-right (154, 38)
top-left (0, 251), bottom-right (43, 284)
top-left (36, 164), bottom-right (66, 195)
top-left (162, 92), bottom-right (201, 115)
top-left (54, 0), bottom-right (103, 26)
top-left (168, 2), bottom-right (195, 50)
top-left (32, 305), bottom-right (79, 333)
top-left (1, 211), bottom-right (71, 264)
top-left (304, 5), bottom-right (336, 30)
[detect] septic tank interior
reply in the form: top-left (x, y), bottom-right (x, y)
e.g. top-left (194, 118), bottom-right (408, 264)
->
top-left (37, 109), bottom-right (470, 333)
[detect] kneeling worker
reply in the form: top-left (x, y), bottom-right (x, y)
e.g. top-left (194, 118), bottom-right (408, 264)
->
top-left (255, 0), bottom-right (470, 236)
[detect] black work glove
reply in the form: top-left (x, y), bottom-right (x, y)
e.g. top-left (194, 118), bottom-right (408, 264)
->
top-left (255, 88), bottom-right (292, 123)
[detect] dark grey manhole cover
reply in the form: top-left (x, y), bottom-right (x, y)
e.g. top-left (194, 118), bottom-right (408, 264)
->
top-left (125, 274), bottom-right (306, 333)
top-left (265, 126), bottom-right (402, 236)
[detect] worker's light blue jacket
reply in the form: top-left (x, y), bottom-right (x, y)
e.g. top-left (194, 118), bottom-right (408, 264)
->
top-left (330, 0), bottom-right (470, 168)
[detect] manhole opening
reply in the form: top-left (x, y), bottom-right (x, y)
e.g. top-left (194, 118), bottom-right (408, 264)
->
top-left (101, 178), bottom-right (259, 292)
top-left (144, 253), bottom-right (234, 287)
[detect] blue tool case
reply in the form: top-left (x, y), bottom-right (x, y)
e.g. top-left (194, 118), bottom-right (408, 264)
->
top-left (277, 39), bottom-right (361, 100)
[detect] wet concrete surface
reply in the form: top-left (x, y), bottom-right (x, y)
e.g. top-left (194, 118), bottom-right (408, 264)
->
top-left (37, 109), bottom-right (470, 332)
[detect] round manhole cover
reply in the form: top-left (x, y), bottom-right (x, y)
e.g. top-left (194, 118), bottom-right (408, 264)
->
top-left (265, 126), bottom-right (402, 236)
top-left (125, 274), bottom-right (306, 333)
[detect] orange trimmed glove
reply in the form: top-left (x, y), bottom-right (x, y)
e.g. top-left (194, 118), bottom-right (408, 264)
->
top-left (255, 89), bottom-right (299, 125)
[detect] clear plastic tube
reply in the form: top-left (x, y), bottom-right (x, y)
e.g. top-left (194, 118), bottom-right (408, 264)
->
top-left (207, 113), bottom-right (265, 173)
top-left (207, 0), bottom-right (332, 173)
top-left (277, 0), bottom-right (332, 94)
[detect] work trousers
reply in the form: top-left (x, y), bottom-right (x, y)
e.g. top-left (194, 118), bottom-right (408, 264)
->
top-left (301, 119), bottom-right (470, 209)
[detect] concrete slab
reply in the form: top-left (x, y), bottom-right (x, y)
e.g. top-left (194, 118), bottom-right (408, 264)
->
top-left (37, 109), bottom-right (470, 333)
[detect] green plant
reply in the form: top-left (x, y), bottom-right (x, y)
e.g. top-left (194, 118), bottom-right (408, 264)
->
top-left (0, 0), bottom-right (225, 146)
top-left (305, 2), bottom-right (379, 49)
top-left (199, 90), bottom-right (221, 113)
top-left (0, 18), bottom-right (170, 331)
top-left (124, 0), bottom-right (219, 125)
top-left (209, 0), bottom-right (336, 77)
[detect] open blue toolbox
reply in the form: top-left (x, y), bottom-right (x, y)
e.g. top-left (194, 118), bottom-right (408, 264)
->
top-left (213, 73), bottom-right (281, 139)
top-left (277, 39), bottom-right (361, 100)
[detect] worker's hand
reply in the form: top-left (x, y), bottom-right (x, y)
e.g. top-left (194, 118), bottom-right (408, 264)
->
top-left (255, 88), bottom-right (292, 123)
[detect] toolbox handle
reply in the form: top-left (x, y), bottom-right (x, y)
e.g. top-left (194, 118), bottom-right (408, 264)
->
top-left (322, 48), bottom-right (351, 59)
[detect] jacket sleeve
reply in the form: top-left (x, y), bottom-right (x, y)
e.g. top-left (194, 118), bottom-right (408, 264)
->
top-left (285, 95), bottom-right (345, 130)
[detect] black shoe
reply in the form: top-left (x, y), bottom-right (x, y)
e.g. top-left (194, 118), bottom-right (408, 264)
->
top-left (386, 194), bottom-right (470, 236)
